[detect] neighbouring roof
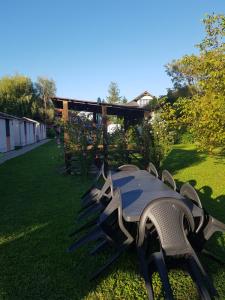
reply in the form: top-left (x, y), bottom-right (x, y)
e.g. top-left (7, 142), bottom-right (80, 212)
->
top-left (125, 91), bottom-right (154, 107)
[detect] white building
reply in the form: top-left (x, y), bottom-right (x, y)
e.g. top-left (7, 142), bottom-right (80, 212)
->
top-left (0, 112), bottom-right (15, 152)
top-left (125, 91), bottom-right (154, 108)
top-left (0, 112), bottom-right (47, 153)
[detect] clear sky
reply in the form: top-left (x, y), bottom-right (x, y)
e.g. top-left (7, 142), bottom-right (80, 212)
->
top-left (0, 0), bottom-right (224, 101)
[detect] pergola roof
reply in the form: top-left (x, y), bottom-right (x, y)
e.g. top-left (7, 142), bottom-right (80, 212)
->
top-left (52, 96), bottom-right (151, 118)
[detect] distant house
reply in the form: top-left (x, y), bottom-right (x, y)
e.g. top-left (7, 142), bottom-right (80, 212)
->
top-left (126, 91), bottom-right (154, 108)
top-left (0, 112), bottom-right (46, 153)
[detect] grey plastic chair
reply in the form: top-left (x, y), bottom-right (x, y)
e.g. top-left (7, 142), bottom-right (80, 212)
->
top-left (147, 162), bottom-right (158, 178)
top-left (81, 162), bottom-right (107, 207)
top-left (77, 176), bottom-right (112, 221)
top-left (180, 183), bottom-right (204, 233)
top-left (161, 170), bottom-right (176, 191)
top-left (118, 164), bottom-right (140, 172)
top-left (137, 197), bottom-right (217, 300)
top-left (69, 189), bottom-right (134, 281)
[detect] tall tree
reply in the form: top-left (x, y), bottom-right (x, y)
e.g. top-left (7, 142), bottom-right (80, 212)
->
top-left (106, 82), bottom-right (122, 104)
top-left (164, 14), bottom-right (225, 152)
top-left (35, 77), bottom-right (56, 123)
top-left (0, 74), bottom-right (35, 117)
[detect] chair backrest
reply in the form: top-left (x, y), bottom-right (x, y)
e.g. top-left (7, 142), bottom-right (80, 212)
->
top-left (180, 183), bottom-right (202, 208)
top-left (147, 162), bottom-right (158, 178)
top-left (137, 197), bottom-right (195, 256)
top-left (161, 170), bottom-right (176, 191)
top-left (100, 188), bottom-right (133, 244)
top-left (118, 164), bottom-right (140, 172)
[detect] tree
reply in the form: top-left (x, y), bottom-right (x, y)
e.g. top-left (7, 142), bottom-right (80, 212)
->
top-left (35, 77), bottom-right (56, 123)
top-left (0, 74), bottom-right (36, 117)
top-left (106, 82), bottom-right (122, 104)
top-left (164, 14), bottom-right (225, 152)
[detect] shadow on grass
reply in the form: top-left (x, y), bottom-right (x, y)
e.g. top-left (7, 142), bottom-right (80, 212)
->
top-left (162, 146), bottom-right (206, 174)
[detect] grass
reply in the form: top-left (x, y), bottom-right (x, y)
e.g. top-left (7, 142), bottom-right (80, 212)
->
top-left (0, 141), bottom-right (224, 299)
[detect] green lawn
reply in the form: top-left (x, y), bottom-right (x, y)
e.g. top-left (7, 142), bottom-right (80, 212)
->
top-left (0, 141), bottom-right (224, 299)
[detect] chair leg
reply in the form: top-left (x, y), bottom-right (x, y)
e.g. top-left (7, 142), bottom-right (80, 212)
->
top-left (90, 245), bottom-right (128, 281)
top-left (192, 252), bottom-right (218, 298)
top-left (137, 247), bottom-right (154, 300)
top-left (187, 257), bottom-right (212, 300)
top-left (151, 252), bottom-right (174, 300)
top-left (69, 217), bottom-right (98, 237)
top-left (90, 239), bottom-right (108, 255)
top-left (68, 227), bottom-right (104, 252)
top-left (78, 203), bottom-right (102, 221)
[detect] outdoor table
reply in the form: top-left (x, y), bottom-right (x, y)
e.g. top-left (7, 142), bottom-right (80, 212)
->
top-left (112, 170), bottom-right (202, 222)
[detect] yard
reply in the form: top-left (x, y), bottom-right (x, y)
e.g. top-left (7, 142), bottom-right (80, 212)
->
top-left (0, 141), bottom-right (224, 300)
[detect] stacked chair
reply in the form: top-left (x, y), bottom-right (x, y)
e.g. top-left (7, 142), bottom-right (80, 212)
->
top-left (68, 163), bottom-right (139, 279)
top-left (68, 161), bottom-right (225, 300)
top-left (140, 162), bottom-right (225, 299)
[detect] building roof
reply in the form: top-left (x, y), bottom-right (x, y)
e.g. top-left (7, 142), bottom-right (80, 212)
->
top-left (23, 117), bottom-right (39, 124)
top-left (0, 112), bottom-right (22, 120)
top-left (52, 96), bottom-right (150, 119)
top-left (0, 112), bottom-right (41, 124)
top-left (125, 91), bottom-right (154, 107)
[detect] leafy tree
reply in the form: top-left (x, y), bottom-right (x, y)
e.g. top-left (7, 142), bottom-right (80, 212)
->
top-left (35, 77), bottom-right (56, 123)
top-left (106, 82), bottom-right (122, 104)
top-left (0, 74), bottom-right (35, 117)
top-left (164, 14), bottom-right (225, 152)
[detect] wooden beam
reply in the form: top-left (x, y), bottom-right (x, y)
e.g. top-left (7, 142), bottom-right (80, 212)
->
top-left (101, 105), bottom-right (108, 166)
top-left (62, 101), bottom-right (71, 173)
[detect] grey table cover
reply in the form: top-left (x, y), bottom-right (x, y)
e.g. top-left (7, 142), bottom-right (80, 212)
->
top-left (112, 170), bottom-right (201, 222)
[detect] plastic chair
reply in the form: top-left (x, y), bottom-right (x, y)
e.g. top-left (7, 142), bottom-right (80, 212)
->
top-left (137, 197), bottom-right (217, 300)
top-left (161, 170), bottom-right (176, 191)
top-left (81, 162), bottom-right (107, 207)
top-left (180, 183), bottom-right (204, 233)
top-left (117, 164), bottom-right (140, 172)
top-left (69, 188), bottom-right (134, 281)
top-left (147, 162), bottom-right (158, 178)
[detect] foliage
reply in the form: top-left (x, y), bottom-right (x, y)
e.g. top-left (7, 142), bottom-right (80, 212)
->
top-left (65, 113), bottom-right (102, 176)
top-left (0, 74), bottom-right (36, 117)
top-left (165, 14), bottom-right (225, 152)
top-left (0, 74), bottom-right (56, 123)
top-left (46, 127), bottom-right (56, 138)
top-left (0, 141), bottom-right (224, 299)
top-left (106, 81), bottom-right (125, 104)
top-left (34, 77), bottom-right (56, 123)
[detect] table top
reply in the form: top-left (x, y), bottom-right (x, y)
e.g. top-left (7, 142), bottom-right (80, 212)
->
top-left (112, 170), bottom-right (188, 222)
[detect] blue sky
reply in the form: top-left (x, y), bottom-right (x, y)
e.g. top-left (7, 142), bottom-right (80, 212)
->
top-left (0, 0), bottom-right (224, 101)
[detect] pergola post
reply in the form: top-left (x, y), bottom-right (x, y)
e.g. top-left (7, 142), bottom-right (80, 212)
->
top-left (101, 105), bottom-right (108, 167)
top-left (62, 100), bottom-right (71, 173)
top-left (124, 116), bottom-right (130, 163)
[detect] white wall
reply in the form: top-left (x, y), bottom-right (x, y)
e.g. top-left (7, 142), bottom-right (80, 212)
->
top-left (9, 120), bottom-right (15, 150)
top-left (13, 119), bottom-right (21, 147)
top-left (0, 119), bottom-right (7, 152)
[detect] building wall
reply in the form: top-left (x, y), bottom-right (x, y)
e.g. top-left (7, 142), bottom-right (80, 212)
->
top-left (9, 120), bottom-right (15, 150)
top-left (13, 119), bottom-right (21, 147)
top-left (0, 119), bottom-right (7, 152)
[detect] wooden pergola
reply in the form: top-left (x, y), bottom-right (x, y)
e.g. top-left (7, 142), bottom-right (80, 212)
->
top-left (52, 96), bottom-right (152, 168)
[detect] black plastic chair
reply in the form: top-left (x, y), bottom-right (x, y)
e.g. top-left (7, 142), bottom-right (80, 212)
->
top-left (147, 162), bottom-right (159, 178)
top-left (180, 183), bottom-right (204, 233)
top-left (161, 170), bottom-right (176, 191)
top-left (69, 189), bottom-right (134, 281)
top-left (117, 164), bottom-right (140, 172)
top-left (81, 162), bottom-right (107, 207)
top-left (137, 197), bottom-right (217, 300)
